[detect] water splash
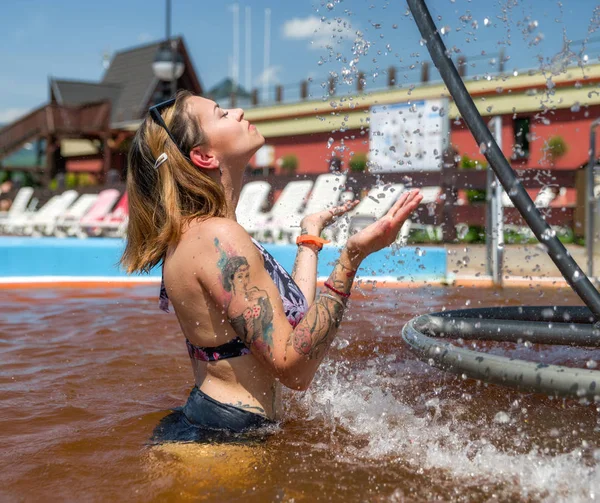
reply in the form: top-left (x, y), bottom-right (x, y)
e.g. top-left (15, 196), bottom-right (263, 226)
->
top-left (289, 361), bottom-right (600, 502)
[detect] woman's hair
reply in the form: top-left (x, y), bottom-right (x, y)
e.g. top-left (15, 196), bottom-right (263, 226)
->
top-left (222, 256), bottom-right (249, 292)
top-left (121, 90), bottom-right (228, 274)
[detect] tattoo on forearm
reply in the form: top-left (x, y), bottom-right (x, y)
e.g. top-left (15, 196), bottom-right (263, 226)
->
top-left (214, 237), bottom-right (275, 356)
top-left (337, 260), bottom-right (357, 279)
top-left (292, 227), bottom-right (313, 278)
top-left (291, 296), bottom-right (344, 360)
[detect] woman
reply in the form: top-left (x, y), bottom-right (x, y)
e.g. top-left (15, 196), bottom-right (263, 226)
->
top-left (121, 90), bottom-right (423, 442)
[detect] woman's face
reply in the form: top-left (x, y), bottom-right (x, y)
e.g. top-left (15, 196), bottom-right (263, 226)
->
top-left (232, 265), bottom-right (250, 291)
top-left (186, 96), bottom-right (264, 166)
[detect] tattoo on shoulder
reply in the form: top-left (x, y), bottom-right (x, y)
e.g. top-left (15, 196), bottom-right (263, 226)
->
top-left (214, 237), bottom-right (275, 356)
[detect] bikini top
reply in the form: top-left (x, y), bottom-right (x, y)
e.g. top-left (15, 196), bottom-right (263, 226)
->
top-left (159, 238), bottom-right (309, 362)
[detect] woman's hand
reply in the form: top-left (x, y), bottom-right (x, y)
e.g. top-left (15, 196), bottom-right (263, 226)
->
top-left (300, 199), bottom-right (359, 235)
top-left (346, 189), bottom-right (423, 261)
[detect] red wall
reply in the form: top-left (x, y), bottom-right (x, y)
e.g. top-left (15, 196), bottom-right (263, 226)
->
top-left (450, 104), bottom-right (600, 170)
top-left (252, 130), bottom-right (370, 175)
top-left (253, 104), bottom-right (600, 175)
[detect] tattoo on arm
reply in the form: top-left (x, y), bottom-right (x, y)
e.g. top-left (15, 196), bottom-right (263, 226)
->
top-left (292, 227), bottom-right (310, 277)
top-left (290, 296), bottom-right (344, 360)
top-left (337, 260), bottom-right (357, 279)
top-left (214, 238), bottom-right (276, 357)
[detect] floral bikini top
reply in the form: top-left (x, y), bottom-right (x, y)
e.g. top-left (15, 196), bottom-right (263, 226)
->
top-left (159, 238), bottom-right (309, 362)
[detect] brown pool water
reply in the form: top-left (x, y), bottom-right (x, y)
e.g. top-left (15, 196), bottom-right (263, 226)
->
top-left (1, 284), bottom-right (599, 502)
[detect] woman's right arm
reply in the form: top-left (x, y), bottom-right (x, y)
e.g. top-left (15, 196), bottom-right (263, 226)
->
top-left (194, 189), bottom-right (422, 390)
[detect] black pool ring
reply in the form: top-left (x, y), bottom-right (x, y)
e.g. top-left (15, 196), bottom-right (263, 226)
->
top-left (402, 306), bottom-right (600, 399)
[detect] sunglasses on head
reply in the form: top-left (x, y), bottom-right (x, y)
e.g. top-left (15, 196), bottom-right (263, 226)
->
top-left (148, 97), bottom-right (191, 160)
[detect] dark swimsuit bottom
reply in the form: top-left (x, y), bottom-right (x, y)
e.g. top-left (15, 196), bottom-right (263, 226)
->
top-left (152, 239), bottom-right (309, 443)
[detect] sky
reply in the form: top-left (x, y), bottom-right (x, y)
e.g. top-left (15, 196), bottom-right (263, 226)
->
top-left (0, 0), bottom-right (599, 124)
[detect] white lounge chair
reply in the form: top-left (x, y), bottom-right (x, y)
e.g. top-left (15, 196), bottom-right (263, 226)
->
top-left (0, 187), bottom-right (34, 233)
top-left (330, 183), bottom-right (405, 246)
top-left (75, 189), bottom-right (121, 238)
top-left (279, 173), bottom-right (347, 243)
top-left (27, 190), bottom-right (79, 236)
top-left (235, 181), bottom-right (271, 234)
top-left (92, 192), bottom-right (129, 238)
top-left (53, 194), bottom-right (99, 237)
top-left (501, 186), bottom-right (557, 209)
top-left (257, 180), bottom-right (313, 242)
top-left (398, 186), bottom-right (442, 243)
top-left (303, 173), bottom-right (347, 216)
top-left (5, 194), bottom-right (69, 235)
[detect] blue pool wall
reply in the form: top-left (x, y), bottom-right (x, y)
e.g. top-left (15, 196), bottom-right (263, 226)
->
top-left (0, 237), bottom-right (447, 281)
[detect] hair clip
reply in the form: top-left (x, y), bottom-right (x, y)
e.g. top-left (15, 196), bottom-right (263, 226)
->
top-left (154, 153), bottom-right (168, 170)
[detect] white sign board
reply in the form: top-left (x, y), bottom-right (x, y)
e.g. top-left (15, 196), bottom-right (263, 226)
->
top-left (369, 98), bottom-right (450, 172)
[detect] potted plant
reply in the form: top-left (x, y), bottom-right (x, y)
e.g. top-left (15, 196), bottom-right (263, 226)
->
top-left (349, 152), bottom-right (368, 173)
top-left (546, 136), bottom-right (568, 165)
top-left (280, 154), bottom-right (298, 174)
top-left (460, 154), bottom-right (487, 203)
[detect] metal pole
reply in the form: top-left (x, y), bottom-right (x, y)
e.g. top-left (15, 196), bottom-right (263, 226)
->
top-left (167, 0), bottom-right (176, 97)
top-left (263, 8), bottom-right (271, 102)
top-left (491, 116), bottom-right (504, 285)
top-left (486, 164), bottom-right (493, 277)
top-left (245, 6), bottom-right (251, 92)
top-left (407, 0), bottom-right (600, 319)
top-left (587, 118), bottom-right (600, 279)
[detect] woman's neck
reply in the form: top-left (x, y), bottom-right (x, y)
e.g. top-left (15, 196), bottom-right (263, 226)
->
top-left (205, 162), bottom-right (245, 221)
top-left (221, 168), bottom-right (243, 221)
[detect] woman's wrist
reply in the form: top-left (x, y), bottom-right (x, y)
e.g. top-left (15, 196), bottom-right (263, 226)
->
top-left (339, 246), bottom-right (363, 271)
top-left (299, 220), bottom-right (322, 236)
top-left (297, 241), bottom-right (321, 254)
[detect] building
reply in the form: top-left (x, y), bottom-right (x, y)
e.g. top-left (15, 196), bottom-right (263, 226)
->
top-left (0, 37), bottom-right (202, 184)
top-left (1, 41), bottom-right (599, 188)
top-left (242, 63), bottom-right (600, 176)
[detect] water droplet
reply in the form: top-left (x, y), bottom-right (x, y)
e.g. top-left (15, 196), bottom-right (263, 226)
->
top-left (541, 228), bottom-right (556, 240)
top-left (586, 360), bottom-right (598, 369)
top-left (493, 411), bottom-right (510, 424)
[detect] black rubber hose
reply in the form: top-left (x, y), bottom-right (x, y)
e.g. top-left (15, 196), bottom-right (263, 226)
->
top-left (406, 0), bottom-right (600, 319)
top-left (416, 316), bottom-right (600, 346)
top-left (403, 311), bottom-right (600, 399)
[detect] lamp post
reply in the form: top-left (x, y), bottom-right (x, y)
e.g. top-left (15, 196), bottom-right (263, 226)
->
top-left (152, 0), bottom-right (185, 98)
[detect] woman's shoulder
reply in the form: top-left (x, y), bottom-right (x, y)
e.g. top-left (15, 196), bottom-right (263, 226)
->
top-left (184, 217), bottom-right (251, 246)
top-left (186, 216), bottom-right (243, 235)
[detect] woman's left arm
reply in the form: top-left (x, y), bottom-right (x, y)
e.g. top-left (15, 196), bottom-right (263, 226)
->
top-left (291, 200), bottom-right (359, 304)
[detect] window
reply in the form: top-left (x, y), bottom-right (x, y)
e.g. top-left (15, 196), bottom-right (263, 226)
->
top-left (513, 117), bottom-right (530, 159)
